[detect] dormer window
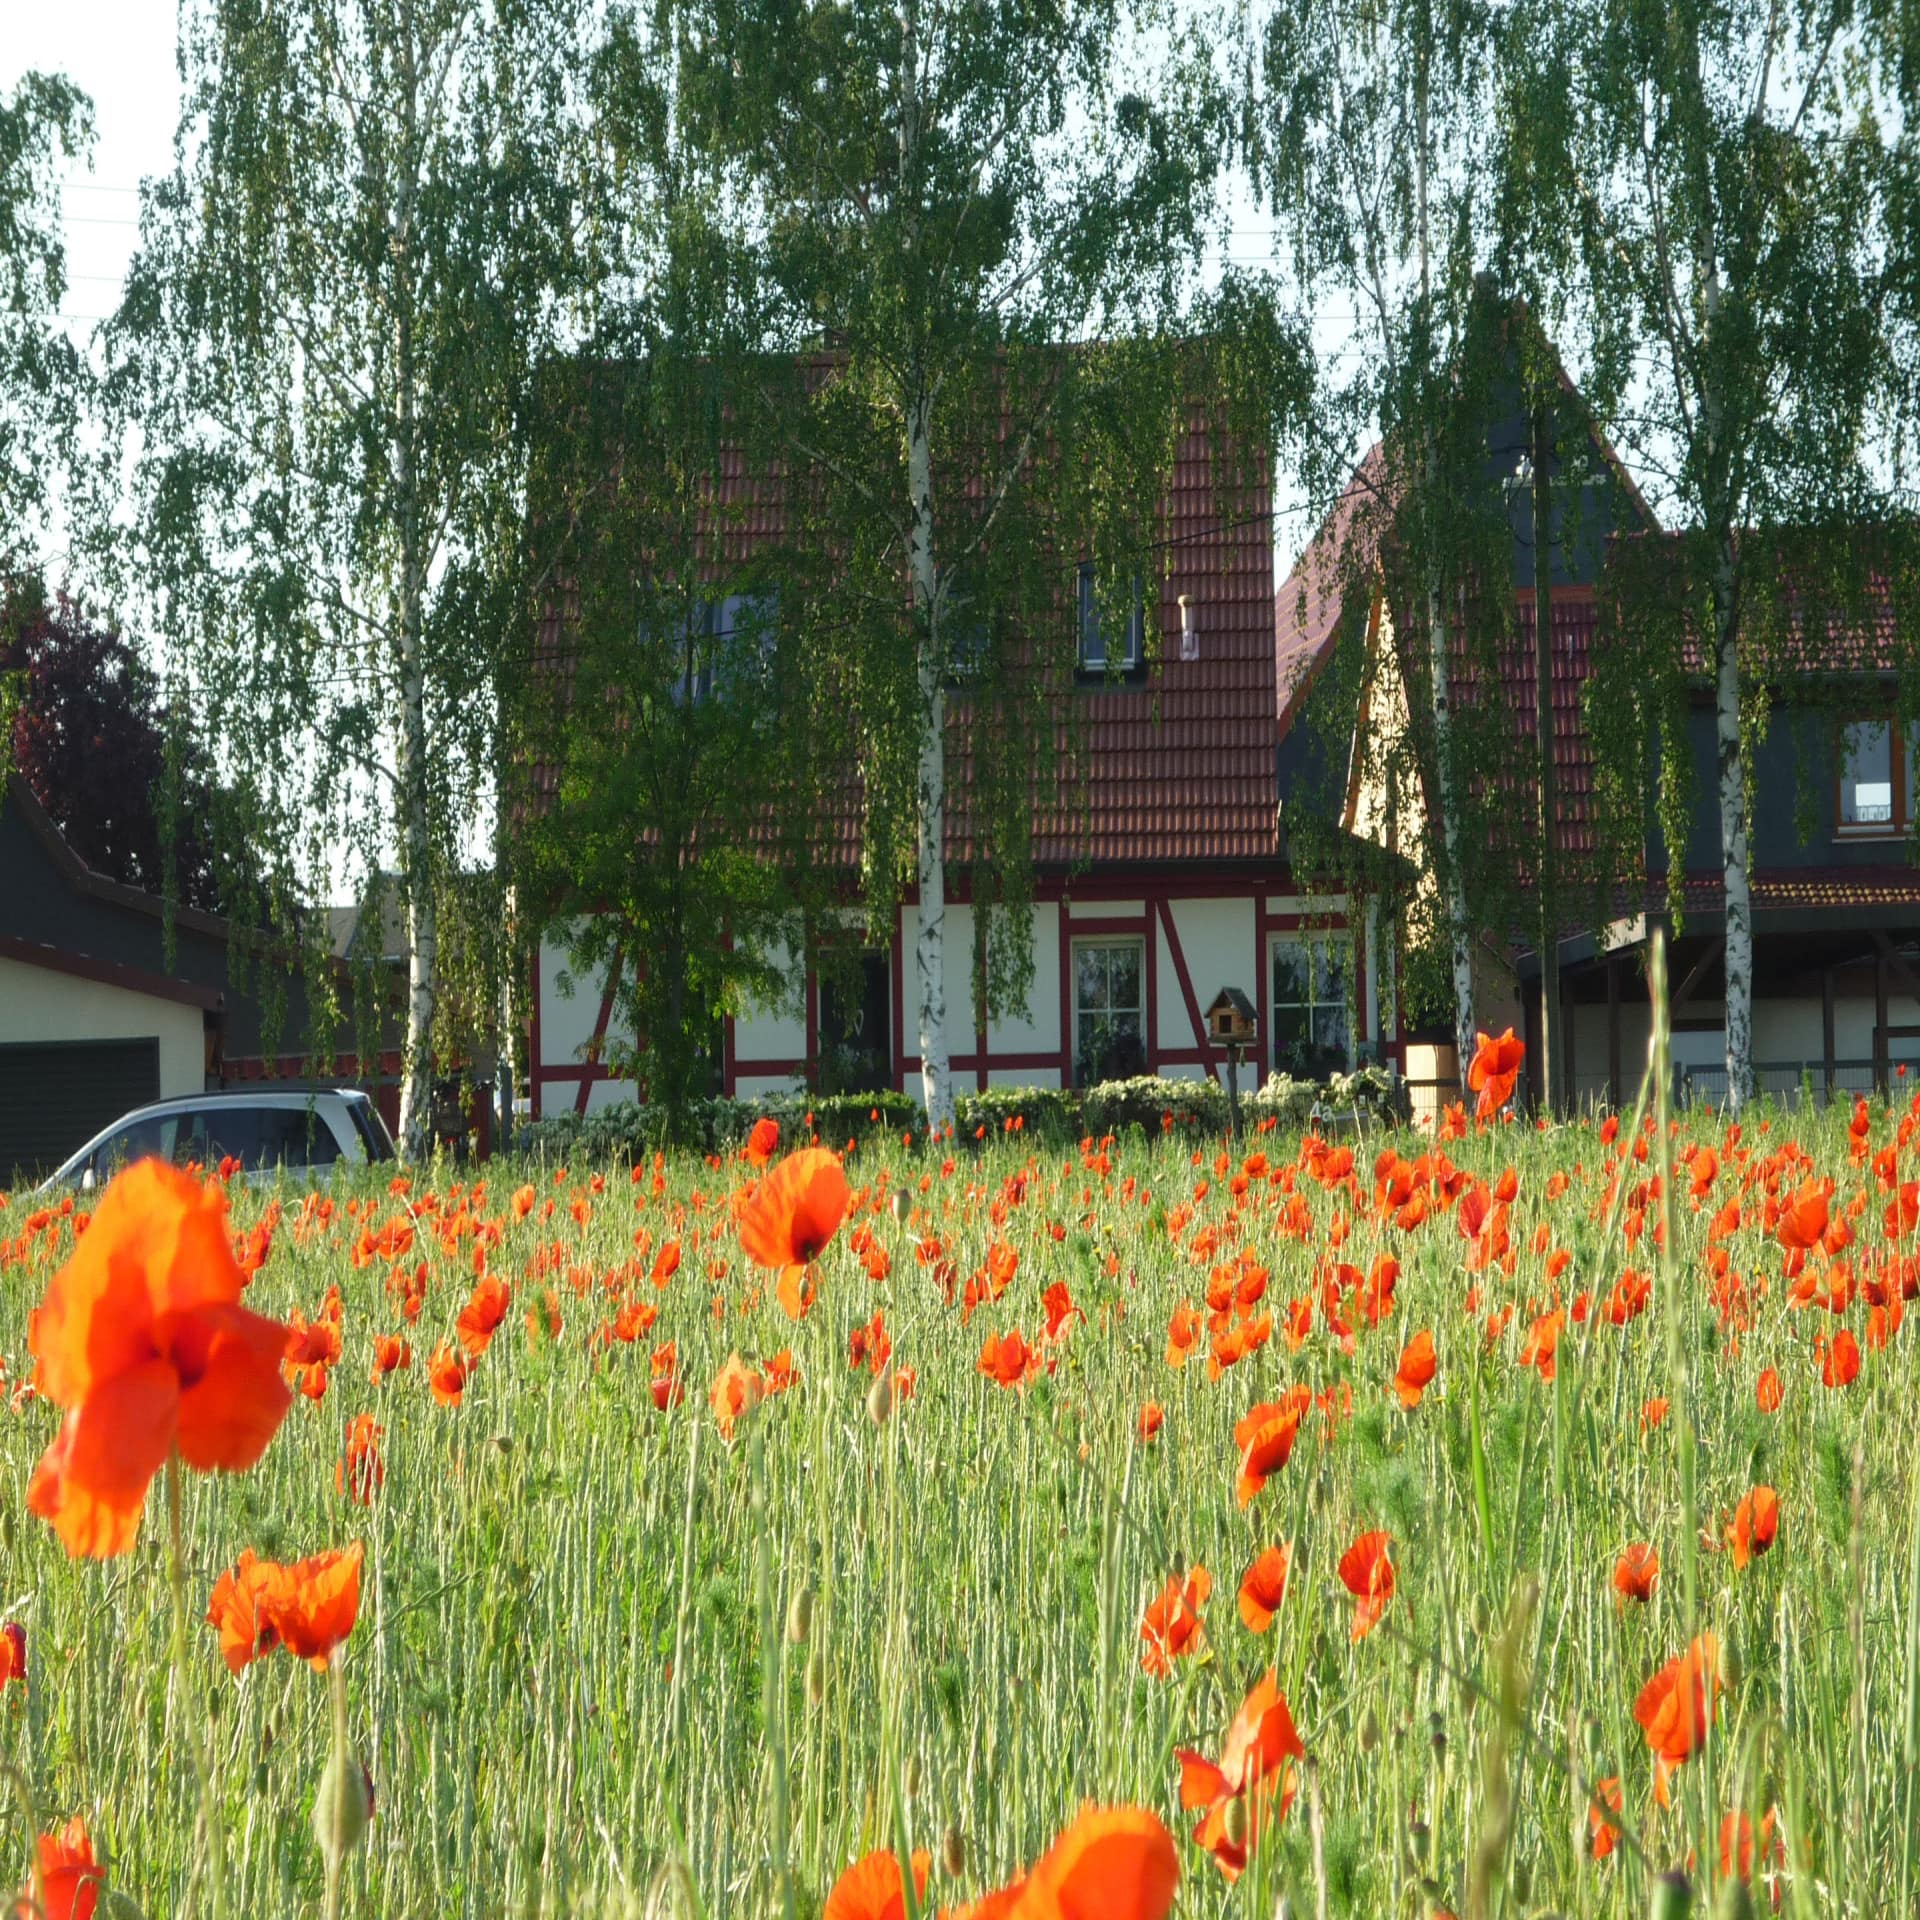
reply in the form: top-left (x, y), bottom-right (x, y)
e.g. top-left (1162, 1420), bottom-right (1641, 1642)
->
top-left (1077, 564), bottom-right (1144, 676)
top-left (1838, 718), bottom-right (1919, 835)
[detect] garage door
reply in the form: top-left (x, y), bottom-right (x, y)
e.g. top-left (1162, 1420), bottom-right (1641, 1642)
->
top-left (0, 1038), bottom-right (161, 1185)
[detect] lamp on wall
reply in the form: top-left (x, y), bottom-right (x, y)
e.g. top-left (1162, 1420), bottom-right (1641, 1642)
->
top-left (1178, 593), bottom-right (1197, 661)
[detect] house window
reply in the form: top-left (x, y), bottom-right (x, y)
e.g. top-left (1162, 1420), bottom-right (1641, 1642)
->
top-left (1073, 939), bottom-right (1146, 1085)
top-left (1838, 719), bottom-right (1920, 833)
top-left (662, 592), bottom-right (777, 705)
top-left (1077, 564), bottom-right (1144, 675)
top-left (1270, 935), bottom-right (1350, 1076)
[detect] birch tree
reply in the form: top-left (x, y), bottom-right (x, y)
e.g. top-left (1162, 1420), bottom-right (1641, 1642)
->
top-left (671, 0), bottom-right (1294, 1128)
top-left (1512, 0), bottom-right (1901, 1110)
top-left (101, 0), bottom-right (589, 1153)
top-left (1249, 0), bottom-right (1511, 1075)
top-left (0, 73), bottom-right (91, 582)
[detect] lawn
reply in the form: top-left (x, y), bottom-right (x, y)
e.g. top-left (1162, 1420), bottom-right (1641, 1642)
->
top-left (1, 1072), bottom-right (1916, 1919)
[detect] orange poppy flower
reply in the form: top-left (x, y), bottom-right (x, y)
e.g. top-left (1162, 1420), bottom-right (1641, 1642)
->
top-left (738, 1148), bottom-right (849, 1319)
top-left (709, 1352), bottom-right (765, 1442)
top-left (1394, 1330), bottom-right (1437, 1408)
top-left (1468, 1028), bottom-right (1525, 1118)
top-left (0, 1622), bottom-right (24, 1691)
top-left (1587, 1777), bottom-right (1624, 1860)
top-left (1613, 1541), bottom-right (1658, 1605)
top-left (1776, 1178), bottom-right (1832, 1252)
top-left (369, 1334), bottom-right (411, 1385)
top-left (1233, 1390), bottom-right (1308, 1508)
top-left (961, 1804), bottom-right (1178, 1920)
top-left (1727, 1486), bottom-right (1779, 1570)
top-left (822, 1847), bottom-right (930, 1920)
top-left (978, 1328), bottom-right (1038, 1389)
top-left (650, 1341), bottom-right (686, 1411)
top-left (337, 1413), bottom-right (384, 1505)
top-left (1139, 1567), bottom-right (1209, 1678)
top-left (1337, 1530), bottom-right (1395, 1640)
top-left (26, 1159), bottom-right (292, 1558)
top-left (1633, 1633), bottom-right (1720, 1805)
top-left (1819, 1328), bottom-right (1861, 1388)
top-left (745, 1117), bottom-right (781, 1168)
top-left (456, 1274), bottom-right (512, 1358)
top-left (1755, 1367), bottom-right (1783, 1413)
top-left (20, 1815), bottom-right (101, 1920)
top-left (270, 1544), bottom-right (363, 1669)
top-left (428, 1342), bottom-right (472, 1407)
top-left (206, 1547), bottom-right (285, 1674)
top-left (1137, 1402), bottom-right (1165, 1443)
top-left (1176, 1670), bottom-right (1304, 1881)
top-left (1237, 1544), bottom-right (1289, 1632)
top-left (1164, 1301), bottom-right (1200, 1368)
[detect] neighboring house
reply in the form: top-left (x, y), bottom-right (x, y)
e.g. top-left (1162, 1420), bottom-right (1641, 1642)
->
top-left (0, 770), bottom-right (401, 1178)
top-left (529, 415), bottom-right (1391, 1116)
top-left (1277, 327), bottom-right (1920, 1109)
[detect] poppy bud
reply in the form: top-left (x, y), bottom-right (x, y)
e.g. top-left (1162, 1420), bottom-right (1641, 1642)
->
top-left (1470, 1593), bottom-right (1492, 1637)
top-left (941, 1824), bottom-right (965, 1879)
top-left (866, 1371), bottom-right (893, 1426)
top-left (806, 1646), bottom-right (827, 1705)
top-left (1359, 1705), bottom-right (1381, 1753)
top-left (1650, 1870), bottom-right (1693, 1920)
top-left (1719, 1636), bottom-right (1743, 1692)
top-left (313, 1748), bottom-right (373, 1869)
top-left (904, 1754), bottom-right (922, 1801)
top-left (891, 1187), bottom-right (911, 1223)
top-left (1222, 1793), bottom-right (1249, 1850)
top-left (786, 1586), bottom-right (814, 1646)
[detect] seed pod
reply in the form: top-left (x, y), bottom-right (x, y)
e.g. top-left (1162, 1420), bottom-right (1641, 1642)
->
top-left (1469, 1593), bottom-right (1492, 1637)
top-left (941, 1824), bottom-right (966, 1879)
top-left (807, 1646), bottom-right (827, 1705)
top-left (1649, 1870), bottom-right (1693, 1920)
top-left (867, 1371), bottom-right (893, 1426)
top-left (786, 1586), bottom-right (814, 1646)
top-left (313, 1749), bottom-right (373, 1870)
top-left (1222, 1794), bottom-right (1249, 1850)
top-left (1358, 1705), bottom-right (1381, 1753)
top-left (904, 1754), bottom-right (923, 1801)
top-left (1719, 1633), bottom-right (1743, 1692)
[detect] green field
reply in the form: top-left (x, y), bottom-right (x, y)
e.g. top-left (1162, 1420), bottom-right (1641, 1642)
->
top-left (2, 1092), bottom-right (1916, 1919)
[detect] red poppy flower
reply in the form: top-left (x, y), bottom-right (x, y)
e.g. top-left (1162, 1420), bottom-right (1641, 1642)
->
top-left (1634, 1633), bottom-right (1720, 1805)
top-left (1140, 1567), bottom-right (1209, 1678)
top-left (709, 1352), bottom-right (765, 1442)
top-left (26, 1159), bottom-right (292, 1558)
top-left (369, 1334), bottom-right (411, 1386)
top-left (0, 1622), bottom-right (24, 1691)
top-left (1776, 1178), bottom-right (1832, 1252)
top-left (456, 1274), bottom-right (512, 1358)
top-left (745, 1117), bottom-right (781, 1168)
top-left (1588, 1777), bottom-right (1624, 1860)
top-left (1468, 1028), bottom-right (1526, 1118)
top-left (1176, 1671), bottom-right (1304, 1880)
top-left (963, 1804), bottom-right (1178, 1920)
top-left (822, 1846), bottom-right (930, 1920)
top-left (1819, 1328), bottom-right (1861, 1388)
top-left (20, 1815), bottom-right (101, 1920)
top-left (1755, 1367), bottom-right (1784, 1413)
top-left (738, 1148), bottom-right (850, 1319)
top-left (1233, 1389), bottom-right (1309, 1508)
top-left (1337, 1530), bottom-right (1395, 1640)
top-left (1727, 1486), bottom-right (1779, 1570)
top-left (1613, 1541), bottom-right (1658, 1605)
top-left (1137, 1402), bottom-right (1165, 1443)
top-left (337, 1413), bottom-right (384, 1506)
top-left (207, 1548), bottom-right (283, 1674)
top-left (428, 1342), bottom-right (472, 1408)
top-left (207, 1542), bottom-right (362, 1674)
top-left (1237, 1544), bottom-right (1290, 1632)
top-left (1394, 1330), bottom-right (1437, 1408)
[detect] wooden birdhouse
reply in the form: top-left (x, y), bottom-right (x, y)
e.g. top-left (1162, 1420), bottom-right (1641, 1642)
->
top-left (1206, 987), bottom-right (1258, 1048)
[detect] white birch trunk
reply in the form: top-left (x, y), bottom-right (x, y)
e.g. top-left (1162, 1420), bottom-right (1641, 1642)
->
top-left (907, 385), bottom-right (952, 1129)
top-left (1427, 587), bottom-right (1478, 1076)
top-left (1713, 556), bottom-right (1752, 1112)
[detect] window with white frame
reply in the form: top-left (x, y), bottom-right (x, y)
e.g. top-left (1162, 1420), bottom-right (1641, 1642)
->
top-left (1073, 940), bottom-right (1146, 1086)
top-left (1270, 934), bottom-right (1351, 1075)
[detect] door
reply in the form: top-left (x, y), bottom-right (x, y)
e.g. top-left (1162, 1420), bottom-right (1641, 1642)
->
top-left (0, 1037), bottom-right (161, 1183)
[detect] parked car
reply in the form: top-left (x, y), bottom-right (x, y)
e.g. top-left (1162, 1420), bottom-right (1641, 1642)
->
top-left (35, 1087), bottom-right (397, 1193)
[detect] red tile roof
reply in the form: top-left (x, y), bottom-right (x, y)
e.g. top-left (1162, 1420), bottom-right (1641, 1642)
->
top-left (1671, 865), bottom-right (1920, 916)
top-left (532, 405), bottom-right (1284, 872)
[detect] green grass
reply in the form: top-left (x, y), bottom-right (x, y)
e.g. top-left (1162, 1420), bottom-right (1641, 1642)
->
top-left (1, 1092), bottom-right (1917, 1918)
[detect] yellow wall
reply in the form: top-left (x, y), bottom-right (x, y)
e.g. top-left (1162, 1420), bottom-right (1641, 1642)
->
top-left (0, 956), bottom-right (205, 1097)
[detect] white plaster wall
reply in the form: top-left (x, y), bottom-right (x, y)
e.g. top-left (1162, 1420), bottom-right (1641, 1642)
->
top-left (734, 1071), bottom-right (806, 1099)
top-left (986, 901), bottom-right (1061, 1055)
top-left (989, 1066), bottom-right (1060, 1090)
top-left (1162, 898), bottom-right (1258, 1057)
top-left (733, 923), bottom-right (807, 1066)
top-left (582, 1076), bottom-right (640, 1113)
top-left (0, 958), bottom-right (204, 1096)
top-left (537, 925), bottom-right (637, 1067)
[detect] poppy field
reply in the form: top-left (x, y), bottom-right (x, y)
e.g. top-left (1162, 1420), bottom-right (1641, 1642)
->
top-left (1, 1042), bottom-right (1918, 1919)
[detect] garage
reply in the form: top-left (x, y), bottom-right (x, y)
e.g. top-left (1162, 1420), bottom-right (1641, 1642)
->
top-left (0, 1036), bottom-right (163, 1184)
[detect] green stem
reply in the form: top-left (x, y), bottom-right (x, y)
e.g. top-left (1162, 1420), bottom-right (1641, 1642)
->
top-left (324, 1657), bottom-right (350, 1920)
top-left (165, 1454), bottom-right (228, 1920)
